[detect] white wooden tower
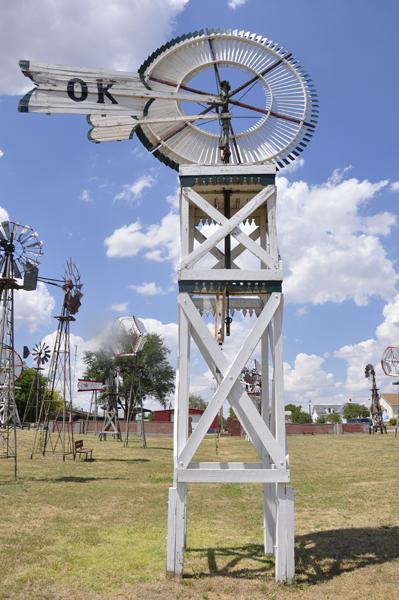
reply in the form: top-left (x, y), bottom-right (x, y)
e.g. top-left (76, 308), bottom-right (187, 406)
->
top-left (166, 163), bottom-right (294, 581)
top-left (18, 28), bottom-right (318, 582)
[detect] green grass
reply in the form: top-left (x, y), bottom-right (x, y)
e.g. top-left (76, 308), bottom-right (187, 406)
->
top-left (1, 431), bottom-right (399, 599)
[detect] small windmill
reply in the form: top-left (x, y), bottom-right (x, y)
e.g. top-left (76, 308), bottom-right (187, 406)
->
top-left (31, 259), bottom-right (83, 460)
top-left (21, 342), bottom-right (51, 426)
top-left (108, 316), bottom-right (147, 447)
top-left (0, 220), bottom-right (42, 476)
top-left (365, 364), bottom-right (386, 434)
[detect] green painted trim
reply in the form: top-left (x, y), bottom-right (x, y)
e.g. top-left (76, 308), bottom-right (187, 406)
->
top-left (179, 174), bottom-right (276, 187)
top-left (86, 115), bottom-right (93, 126)
top-left (18, 89), bottom-right (34, 112)
top-left (143, 98), bottom-right (155, 117)
top-left (178, 280), bottom-right (282, 295)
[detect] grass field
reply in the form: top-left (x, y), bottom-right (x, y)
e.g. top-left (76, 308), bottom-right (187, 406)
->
top-left (1, 431), bottom-right (399, 600)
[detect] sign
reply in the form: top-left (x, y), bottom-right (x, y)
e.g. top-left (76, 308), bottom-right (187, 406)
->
top-left (77, 379), bottom-right (104, 392)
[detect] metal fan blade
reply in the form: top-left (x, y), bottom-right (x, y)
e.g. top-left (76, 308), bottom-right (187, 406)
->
top-left (24, 240), bottom-right (43, 250)
top-left (2, 221), bottom-right (10, 239)
top-left (24, 256), bottom-right (40, 267)
top-left (11, 259), bottom-right (22, 279)
top-left (11, 221), bottom-right (20, 241)
top-left (17, 225), bottom-right (31, 242)
top-left (24, 250), bottom-right (43, 258)
top-left (21, 232), bottom-right (38, 245)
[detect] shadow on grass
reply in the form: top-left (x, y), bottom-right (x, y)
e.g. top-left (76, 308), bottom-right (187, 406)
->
top-left (186, 526), bottom-right (399, 583)
top-left (99, 458), bottom-right (150, 463)
top-left (30, 476), bottom-right (125, 483)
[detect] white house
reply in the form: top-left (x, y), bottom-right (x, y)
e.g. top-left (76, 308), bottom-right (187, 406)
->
top-left (311, 404), bottom-right (344, 422)
top-left (379, 394), bottom-right (398, 421)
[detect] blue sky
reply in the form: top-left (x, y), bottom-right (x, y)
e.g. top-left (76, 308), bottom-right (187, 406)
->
top-left (1, 0), bottom-right (399, 412)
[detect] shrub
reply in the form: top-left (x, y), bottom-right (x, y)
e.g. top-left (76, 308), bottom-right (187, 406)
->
top-left (315, 416), bottom-right (326, 424)
top-left (389, 418), bottom-right (397, 426)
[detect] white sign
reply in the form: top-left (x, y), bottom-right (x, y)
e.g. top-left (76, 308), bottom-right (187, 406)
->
top-left (77, 379), bottom-right (104, 392)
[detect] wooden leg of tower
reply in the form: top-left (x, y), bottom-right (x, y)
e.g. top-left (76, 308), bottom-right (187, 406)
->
top-left (286, 486), bottom-right (295, 583)
top-left (167, 300), bottom-right (190, 577)
top-left (275, 482), bottom-right (287, 582)
top-left (261, 321), bottom-right (276, 555)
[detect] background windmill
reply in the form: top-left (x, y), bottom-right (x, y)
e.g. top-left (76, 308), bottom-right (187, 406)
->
top-left (31, 259), bottom-right (83, 460)
top-left (21, 341), bottom-right (51, 426)
top-left (0, 220), bottom-right (42, 475)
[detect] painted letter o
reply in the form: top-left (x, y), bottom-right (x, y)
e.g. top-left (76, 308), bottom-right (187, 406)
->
top-left (67, 78), bottom-right (88, 102)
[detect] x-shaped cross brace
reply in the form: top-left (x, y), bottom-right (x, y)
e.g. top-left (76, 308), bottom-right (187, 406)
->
top-left (177, 292), bottom-right (286, 469)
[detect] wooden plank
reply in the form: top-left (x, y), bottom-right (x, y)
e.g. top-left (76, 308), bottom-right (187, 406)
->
top-left (194, 228), bottom-right (227, 264)
top-left (267, 193), bottom-right (278, 261)
top-left (177, 469), bottom-right (290, 483)
top-left (175, 483), bottom-right (187, 577)
top-left (273, 296), bottom-right (286, 456)
top-left (192, 298), bottom-right (263, 311)
top-left (166, 487), bottom-right (177, 574)
top-left (275, 483), bottom-right (287, 582)
top-left (286, 486), bottom-right (295, 584)
top-left (180, 164), bottom-right (277, 176)
top-left (178, 269), bottom-right (283, 281)
top-left (213, 228), bottom-right (260, 269)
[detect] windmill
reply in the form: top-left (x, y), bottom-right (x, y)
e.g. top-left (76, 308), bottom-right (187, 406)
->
top-left (21, 342), bottom-right (51, 426)
top-left (107, 316), bottom-right (147, 447)
top-left (31, 259), bottom-right (83, 460)
top-left (365, 364), bottom-right (386, 434)
top-left (18, 28), bottom-right (319, 582)
top-left (0, 220), bottom-right (42, 476)
top-left (381, 347), bottom-right (399, 435)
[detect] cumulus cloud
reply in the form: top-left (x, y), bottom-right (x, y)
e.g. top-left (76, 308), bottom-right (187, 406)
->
top-left (2, 0), bottom-right (189, 95)
top-left (0, 150), bottom-right (4, 158)
top-left (104, 210), bottom-right (180, 266)
top-left (139, 317), bottom-right (178, 367)
top-left (109, 302), bottom-right (128, 312)
top-left (227, 0), bottom-right (248, 8)
top-left (129, 282), bottom-right (163, 296)
top-left (114, 174), bottom-right (155, 205)
top-left (335, 294), bottom-right (399, 399)
top-left (277, 171), bottom-right (397, 306)
top-left (390, 181), bottom-right (399, 192)
top-left (80, 190), bottom-right (93, 203)
top-left (14, 282), bottom-right (56, 333)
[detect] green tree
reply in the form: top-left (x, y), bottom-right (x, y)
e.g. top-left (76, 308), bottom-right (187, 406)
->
top-left (285, 404), bottom-right (312, 424)
top-left (15, 364), bottom-right (47, 422)
top-left (229, 407), bottom-right (238, 420)
top-left (315, 415), bottom-right (326, 424)
top-left (326, 413), bottom-right (341, 423)
top-left (343, 402), bottom-right (370, 420)
top-left (189, 394), bottom-right (207, 410)
top-left (82, 333), bottom-right (175, 414)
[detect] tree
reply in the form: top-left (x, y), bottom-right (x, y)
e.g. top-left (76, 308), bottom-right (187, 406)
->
top-left (343, 402), bottom-right (370, 420)
top-left (14, 364), bottom-right (47, 422)
top-left (315, 415), bottom-right (326, 424)
top-left (326, 413), bottom-right (341, 423)
top-left (285, 404), bottom-right (312, 424)
top-left (189, 394), bottom-right (207, 410)
top-left (82, 333), bottom-right (175, 413)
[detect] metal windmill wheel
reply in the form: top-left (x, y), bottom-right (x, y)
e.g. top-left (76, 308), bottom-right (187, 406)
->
top-left (62, 258), bottom-right (83, 315)
top-left (0, 220), bottom-right (43, 279)
top-left (31, 342), bottom-right (51, 367)
top-left (135, 29), bottom-right (318, 170)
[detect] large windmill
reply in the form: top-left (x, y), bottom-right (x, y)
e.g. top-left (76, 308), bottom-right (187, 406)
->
top-left (31, 259), bottom-right (83, 460)
top-left (18, 29), bottom-right (318, 582)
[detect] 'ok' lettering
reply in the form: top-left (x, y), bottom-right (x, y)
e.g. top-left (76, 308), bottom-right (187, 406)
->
top-left (96, 80), bottom-right (118, 105)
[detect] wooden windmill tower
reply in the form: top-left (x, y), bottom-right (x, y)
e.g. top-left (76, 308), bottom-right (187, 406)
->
top-left (18, 28), bottom-right (318, 582)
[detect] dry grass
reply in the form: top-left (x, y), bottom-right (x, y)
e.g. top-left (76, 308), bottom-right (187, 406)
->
top-left (0, 431), bottom-right (399, 599)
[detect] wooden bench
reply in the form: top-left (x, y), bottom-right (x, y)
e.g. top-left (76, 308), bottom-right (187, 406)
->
top-left (302, 430), bottom-right (314, 435)
top-left (74, 439), bottom-right (94, 460)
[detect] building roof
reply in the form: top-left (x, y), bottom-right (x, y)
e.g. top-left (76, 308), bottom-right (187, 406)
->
top-left (312, 404), bottom-right (344, 414)
top-left (380, 393), bottom-right (399, 405)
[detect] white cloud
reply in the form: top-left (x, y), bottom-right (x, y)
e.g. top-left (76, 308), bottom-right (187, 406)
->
top-left (140, 317), bottom-right (178, 367)
top-left (114, 174), bottom-right (155, 205)
top-left (129, 282), bottom-right (163, 296)
top-left (296, 307), bottom-right (308, 317)
top-left (0, 150), bottom-right (4, 158)
top-left (109, 302), bottom-right (128, 312)
top-left (80, 190), bottom-right (93, 203)
top-left (2, 0), bottom-right (189, 95)
top-left (14, 282), bottom-right (56, 333)
top-left (280, 157), bottom-right (305, 174)
top-left (277, 171), bottom-right (397, 306)
top-left (104, 210), bottom-right (180, 266)
top-left (390, 181), bottom-right (399, 192)
top-left (227, 0), bottom-right (248, 8)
